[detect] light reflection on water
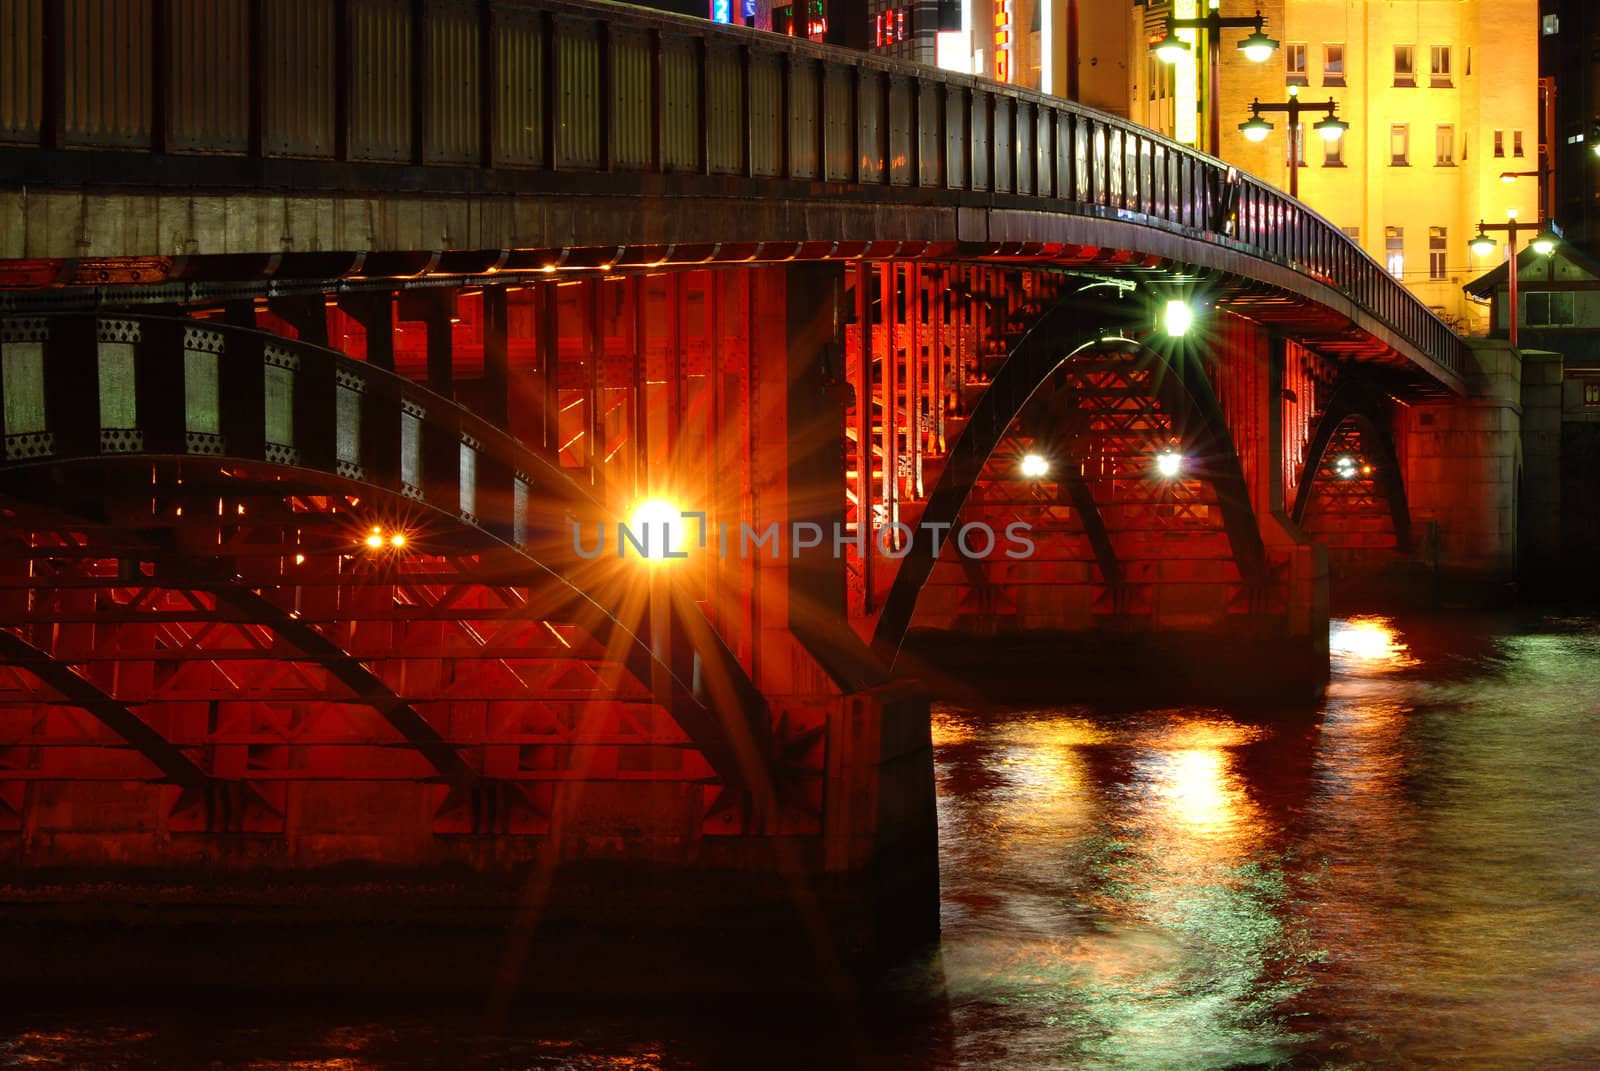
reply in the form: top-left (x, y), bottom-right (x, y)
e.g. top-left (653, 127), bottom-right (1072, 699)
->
top-left (3, 616), bottom-right (1598, 1070)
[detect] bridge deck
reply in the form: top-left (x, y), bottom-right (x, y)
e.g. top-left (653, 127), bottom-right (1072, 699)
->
top-left (0, 0), bottom-right (1465, 395)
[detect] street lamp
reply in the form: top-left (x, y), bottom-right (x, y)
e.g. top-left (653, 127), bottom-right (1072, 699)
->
top-left (1498, 168), bottom-right (1555, 224)
top-left (1531, 229), bottom-right (1559, 257)
top-left (1237, 87), bottom-right (1347, 199)
top-left (1151, 3), bottom-right (1279, 155)
top-left (1468, 211), bottom-right (1545, 349)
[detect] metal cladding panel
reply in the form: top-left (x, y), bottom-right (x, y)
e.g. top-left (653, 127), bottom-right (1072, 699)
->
top-left (886, 77), bottom-right (911, 187)
top-left (969, 91), bottom-right (989, 191)
top-left (424, 0), bottom-right (480, 165)
top-left (167, 0), bottom-right (249, 154)
top-left (1158, 141), bottom-right (1171, 219)
top-left (822, 65), bottom-right (850, 182)
top-left (786, 57), bottom-right (817, 180)
top-left (0, 0), bottom-right (43, 145)
top-left (1015, 100), bottom-right (1033, 196)
top-left (553, 15), bottom-right (600, 169)
top-left (705, 42), bottom-right (742, 176)
top-left (262, 0), bottom-right (336, 157)
top-left (992, 96), bottom-right (1012, 194)
top-left (659, 34), bottom-right (699, 173)
top-left (609, 25), bottom-right (652, 170)
top-left (1035, 106), bottom-right (1052, 197)
top-left (943, 86), bottom-right (965, 190)
top-left (349, 0), bottom-right (413, 163)
top-left (63, 0), bottom-right (152, 148)
top-left (1089, 124), bottom-right (1106, 206)
top-left (1057, 112), bottom-right (1075, 200)
top-left (916, 80), bottom-right (939, 188)
top-left (1106, 128), bottom-right (1122, 208)
top-left (1125, 131), bottom-right (1140, 211)
top-left (856, 72), bottom-right (882, 184)
top-left (493, 6), bottom-right (544, 168)
top-left (748, 50), bottom-right (781, 178)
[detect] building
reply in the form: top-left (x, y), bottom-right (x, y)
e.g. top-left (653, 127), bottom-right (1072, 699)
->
top-left (1130, 0), bottom-right (1541, 332)
top-left (1542, 0), bottom-right (1600, 256)
top-left (861, 0), bottom-right (1135, 117)
top-left (1462, 242), bottom-right (1600, 591)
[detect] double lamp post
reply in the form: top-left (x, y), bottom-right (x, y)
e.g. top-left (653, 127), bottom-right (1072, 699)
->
top-left (1150, 3), bottom-right (1346, 197)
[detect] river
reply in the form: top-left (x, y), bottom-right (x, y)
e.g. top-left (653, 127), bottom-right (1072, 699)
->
top-left (3, 615), bottom-right (1597, 1070)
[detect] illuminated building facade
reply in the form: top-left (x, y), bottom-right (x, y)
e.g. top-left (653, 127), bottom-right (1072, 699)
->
top-left (855, 0), bottom-right (1133, 117)
top-left (1131, 0), bottom-right (1540, 331)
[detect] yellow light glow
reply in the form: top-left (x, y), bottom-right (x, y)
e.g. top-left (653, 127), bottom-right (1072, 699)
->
top-left (389, 533), bottom-right (406, 548)
top-left (1155, 452), bottom-right (1184, 478)
top-left (294, 554), bottom-right (305, 565)
top-left (364, 533), bottom-right (384, 549)
top-left (1164, 299), bottom-right (1194, 336)
top-left (1020, 453), bottom-right (1050, 478)
top-left (1329, 617), bottom-right (1412, 667)
top-left (628, 498), bottom-right (686, 561)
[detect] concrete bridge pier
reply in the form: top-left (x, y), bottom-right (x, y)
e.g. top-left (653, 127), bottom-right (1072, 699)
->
top-left (1401, 338), bottom-right (1526, 603)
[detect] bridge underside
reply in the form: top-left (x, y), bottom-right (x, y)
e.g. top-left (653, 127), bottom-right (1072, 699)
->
top-left (0, 252), bottom-right (1435, 869)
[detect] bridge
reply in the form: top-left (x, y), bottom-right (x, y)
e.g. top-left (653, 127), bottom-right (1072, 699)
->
top-left (0, 0), bottom-right (1519, 982)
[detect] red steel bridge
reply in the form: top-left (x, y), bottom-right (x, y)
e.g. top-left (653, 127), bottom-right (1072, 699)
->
top-left (0, 0), bottom-right (1490, 961)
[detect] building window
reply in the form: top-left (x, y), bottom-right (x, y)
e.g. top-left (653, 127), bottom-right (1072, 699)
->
top-left (1465, 47), bottom-right (1472, 76)
top-left (1435, 124), bottom-right (1455, 165)
top-left (1394, 45), bottom-right (1414, 86)
top-left (1542, 13), bottom-right (1560, 36)
top-left (1386, 227), bottom-right (1404, 278)
top-left (1324, 133), bottom-right (1343, 167)
top-left (1390, 124), bottom-right (1409, 166)
top-left (1324, 44), bottom-right (1345, 87)
top-left (1514, 130), bottom-right (1525, 157)
top-left (1342, 226), bottom-right (1360, 242)
top-left (1429, 45), bottom-right (1451, 86)
top-left (1585, 381), bottom-right (1600, 406)
top-left (1287, 124), bottom-right (1305, 166)
top-left (1526, 291), bottom-right (1575, 327)
top-left (1429, 228), bottom-right (1447, 280)
top-left (1494, 130), bottom-right (1504, 157)
top-left (1286, 43), bottom-right (1307, 85)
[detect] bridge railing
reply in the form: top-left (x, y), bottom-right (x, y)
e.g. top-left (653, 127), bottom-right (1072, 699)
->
top-left (0, 0), bottom-right (1465, 378)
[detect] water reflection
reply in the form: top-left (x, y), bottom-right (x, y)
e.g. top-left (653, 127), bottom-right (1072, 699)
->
top-left (4, 616), bottom-right (1598, 1070)
top-left (1329, 614), bottom-right (1416, 669)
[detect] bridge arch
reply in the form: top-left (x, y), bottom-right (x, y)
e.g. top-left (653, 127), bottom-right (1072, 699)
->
top-left (869, 289), bottom-right (1270, 662)
top-left (1291, 379), bottom-right (1412, 556)
top-left (0, 314), bottom-right (777, 805)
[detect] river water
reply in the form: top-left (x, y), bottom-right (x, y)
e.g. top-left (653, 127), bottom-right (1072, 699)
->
top-left (3, 615), bottom-right (1597, 1070)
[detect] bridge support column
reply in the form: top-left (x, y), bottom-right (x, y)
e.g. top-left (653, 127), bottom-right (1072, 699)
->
top-left (1403, 338), bottom-right (1522, 602)
top-left (1262, 335), bottom-right (1329, 682)
top-left (769, 263), bottom-right (939, 950)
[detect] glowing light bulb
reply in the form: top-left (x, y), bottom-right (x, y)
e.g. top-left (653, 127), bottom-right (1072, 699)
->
top-left (629, 498), bottom-right (686, 561)
top-left (1020, 453), bottom-right (1050, 478)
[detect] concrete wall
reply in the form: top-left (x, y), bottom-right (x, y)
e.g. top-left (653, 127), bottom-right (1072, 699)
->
top-left (1520, 350), bottom-right (1565, 581)
top-left (1404, 338), bottom-right (1522, 596)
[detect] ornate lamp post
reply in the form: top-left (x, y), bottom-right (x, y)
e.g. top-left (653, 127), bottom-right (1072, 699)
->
top-left (1150, 1), bottom-right (1278, 156)
top-left (1235, 86), bottom-right (1347, 199)
top-left (1469, 212), bottom-right (1560, 349)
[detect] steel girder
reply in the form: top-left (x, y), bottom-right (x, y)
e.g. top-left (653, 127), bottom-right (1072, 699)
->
top-left (0, 314), bottom-right (776, 801)
top-left (869, 286), bottom-right (1273, 660)
top-left (1291, 378), bottom-right (1412, 553)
